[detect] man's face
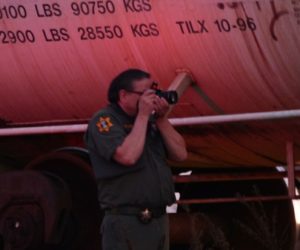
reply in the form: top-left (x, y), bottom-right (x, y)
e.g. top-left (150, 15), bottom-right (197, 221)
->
top-left (123, 77), bottom-right (154, 116)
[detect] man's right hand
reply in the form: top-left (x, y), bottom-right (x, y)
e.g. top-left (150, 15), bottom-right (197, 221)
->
top-left (138, 90), bottom-right (157, 117)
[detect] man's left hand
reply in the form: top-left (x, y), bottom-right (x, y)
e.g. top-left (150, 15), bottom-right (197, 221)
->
top-left (153, 96), bottom-right (169, 118)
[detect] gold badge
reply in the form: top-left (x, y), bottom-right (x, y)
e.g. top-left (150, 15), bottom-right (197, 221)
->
top-left (96, 117), bottom-right (113, 132)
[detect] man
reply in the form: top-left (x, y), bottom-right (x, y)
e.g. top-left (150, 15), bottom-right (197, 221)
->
top-left (85, 69), bottom-right (187, 250)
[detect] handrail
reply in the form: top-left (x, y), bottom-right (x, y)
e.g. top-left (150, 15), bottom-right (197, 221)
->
top-left (1, 109), bottom-right (300, 136)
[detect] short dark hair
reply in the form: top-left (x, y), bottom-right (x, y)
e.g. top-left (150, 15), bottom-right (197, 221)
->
top-left (108, 69), bottom-right (150, 103)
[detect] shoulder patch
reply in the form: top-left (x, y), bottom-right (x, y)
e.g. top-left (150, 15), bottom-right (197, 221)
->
top-left (96, 116), bottom-right (113, 132)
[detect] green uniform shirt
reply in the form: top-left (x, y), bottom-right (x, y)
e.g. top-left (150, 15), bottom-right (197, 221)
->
top-left (85, 104), bottom-right (175, 209)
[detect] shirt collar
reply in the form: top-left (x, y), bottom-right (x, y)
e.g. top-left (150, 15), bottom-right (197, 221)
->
top-left (110, 103), bottom-right (135, 122)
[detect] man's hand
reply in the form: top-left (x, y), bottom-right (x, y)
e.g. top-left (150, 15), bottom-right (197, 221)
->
top-left (138, 90), bottom-right (170, 119)
top-left (153, 96), bottom-right (169, 118)
top-left (138, 90), bottom-right (157, 117)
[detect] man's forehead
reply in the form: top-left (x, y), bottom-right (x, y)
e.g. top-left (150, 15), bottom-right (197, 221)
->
top-left (132, 78), bottom-right (153, 88)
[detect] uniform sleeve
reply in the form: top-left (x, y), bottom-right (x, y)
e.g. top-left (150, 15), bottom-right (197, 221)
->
top-left (89, 113), bottom-right (126, 161)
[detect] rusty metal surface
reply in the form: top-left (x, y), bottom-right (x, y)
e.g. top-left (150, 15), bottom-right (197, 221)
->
top-left (0, 171), bottom-right (71, 249)
top-left (26, 152), bottom-right (102, 250)
top-left (0, 0), bottom-right (300, 168)
top-left (172, 175), bottom-right (296, 249)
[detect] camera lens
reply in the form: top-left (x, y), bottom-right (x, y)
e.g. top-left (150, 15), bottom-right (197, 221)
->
top-left (155, 90), bottom-right (178, 104)
top-left (165, 91), bottom-right (178, 104)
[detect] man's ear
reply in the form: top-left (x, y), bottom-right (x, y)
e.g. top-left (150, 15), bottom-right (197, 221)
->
top-left (119, 89), bottom-right (127, 102)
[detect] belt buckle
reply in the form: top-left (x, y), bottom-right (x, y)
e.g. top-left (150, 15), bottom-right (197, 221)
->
top-left (138, 208), bottom-right (152, 224)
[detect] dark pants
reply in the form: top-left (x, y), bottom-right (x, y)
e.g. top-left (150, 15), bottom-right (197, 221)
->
top-left (101, 214), bottom-right (169, 250)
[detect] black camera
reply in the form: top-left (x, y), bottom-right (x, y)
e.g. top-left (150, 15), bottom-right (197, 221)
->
top-left (155, 89), bottom-right (178, 104)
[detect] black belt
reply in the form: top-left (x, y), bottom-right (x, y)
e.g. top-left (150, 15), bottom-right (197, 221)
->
top-left (105, 206), bottom-right (166, 224)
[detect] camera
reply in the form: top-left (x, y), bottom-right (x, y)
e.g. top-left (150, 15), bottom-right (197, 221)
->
top-left (151, 82), bottom-right (178, 104)
top-left (155, 89), bottom-right (178, 104)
